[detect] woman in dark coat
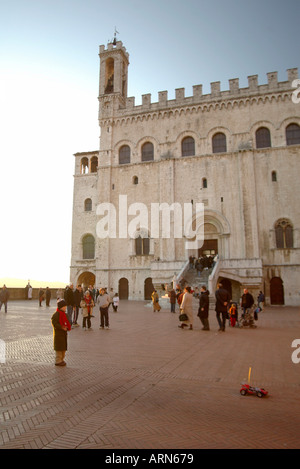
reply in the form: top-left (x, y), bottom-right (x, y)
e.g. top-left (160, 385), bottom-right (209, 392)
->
top-left (198, 286), bottom-right (210, 330)
top-left (51, 299), bottom-right (71, 366)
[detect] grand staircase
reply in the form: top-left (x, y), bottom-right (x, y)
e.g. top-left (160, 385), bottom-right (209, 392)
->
top-left (182, 267), bottom-right (212, 290)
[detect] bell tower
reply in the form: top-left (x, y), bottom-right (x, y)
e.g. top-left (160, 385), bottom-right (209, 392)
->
top-left (98, 39), bottom-right (130, 119)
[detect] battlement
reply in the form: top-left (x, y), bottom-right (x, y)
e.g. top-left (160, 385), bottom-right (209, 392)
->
top-left (122, 68), bottom-right (298, 112)
top-left (99, 41), bottom-right (129, 61)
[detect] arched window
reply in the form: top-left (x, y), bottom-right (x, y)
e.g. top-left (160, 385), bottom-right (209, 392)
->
top-left (119, 145), bottom-right (131, 164)
top-left (271, 171), bottom-right (277, 182)
top-left (82, 235), bottom-right (95, 259)
top-left (256, 127), bottom-right (271, 149)
top-left (141, 142), bottom-right (154, 162)
top-left (286, 123), bottom-right (300, 145)
top-left (105, 58), bottom-right (114, 94)
top-left (135, 235), bottom-right (150, 256)
top-left (133, 176), bottom-right (138, 185)
top-left (181, 136), bottom-right (195, 157)
top-left (202, 178), bottom-right (207, 189)
top-left (212, 132), bottom-right (227, 153)
top-left (81, 157), bottom-right (89, 174)
top-left (84, 198), bottom-right (92, 212)
top-left (90, 156), bottom-right (98, 173)
top-left (275, 220), bottom-right (293, 249)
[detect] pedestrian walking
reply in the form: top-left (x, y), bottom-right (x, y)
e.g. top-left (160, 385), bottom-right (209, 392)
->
top-left (80, 290), bottom-right (94, 330)
top-left (178, 286), bottom-right (194, 330)
top-left (97, 288), bottom-right (110, 329)
top-left (197, 285), bottom-right (210, 330)
top-left (215, 283), bottom-right (230, 331)
top-left (0, 285), bottom-right (10, 313)
top-left (51, 299), bottom-right (71, 366)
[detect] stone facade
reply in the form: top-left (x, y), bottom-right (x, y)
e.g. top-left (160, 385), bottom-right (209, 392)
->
top-left (70, 40), bottom-right (300, 305)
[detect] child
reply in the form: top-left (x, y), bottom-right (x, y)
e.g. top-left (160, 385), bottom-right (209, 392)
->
top-left (51, 299), bottom-right (71, 366)
top-left (229, 302), bottom-right (238, 327)
top-left (113, 293), bottom-right (119, 312)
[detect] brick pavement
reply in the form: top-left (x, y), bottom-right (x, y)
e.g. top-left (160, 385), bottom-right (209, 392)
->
top-left (0, 299), bottom-right (299, 449)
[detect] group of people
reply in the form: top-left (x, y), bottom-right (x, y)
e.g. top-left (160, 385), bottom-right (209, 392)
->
top-left (189, 254), bottom-right (217, 276)
top-left (152, 283), bottom-right (261, 333)
top-left (51, 284), bottom-right (119, 366)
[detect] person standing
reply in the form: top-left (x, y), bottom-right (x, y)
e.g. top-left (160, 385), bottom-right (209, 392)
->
top-left (80, 290), bottom-right (94, 330)
top-left (168, 288), bottom-right (176, 313)
top-left (215, 283), bottom-right (230, 332)
top-left (112, 293), bottom-right (119, 312)
top-left (151, 290), bottom-right (161, 312)
top-left (73, 284), bottom-right (83, 327)
top-left (197, 286), bottom-right (210, 330)
top-left (97, 288), bottom-right (110, 329)
top-left (28, 285), bottom-right (33, 300)
top-left (178, 286), bottom-right (194, 330)
top-left (45, 287), bottom-right (51, 307)
top-left (240, 288), bottom-right (254, 317)
top-left (64, 283), bottom-right (74, 326)
top-left (51, 299), bottom-right (71, 366)
top-left (0, 285), bottom-right (10, 313)
top-left (38, 288), bottom-right (45, 307)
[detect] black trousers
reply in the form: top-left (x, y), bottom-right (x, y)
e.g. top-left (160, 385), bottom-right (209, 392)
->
top-left (216, 311), bottom-right (227, 330)
top-left (100, 306), bottom-right (109, 327)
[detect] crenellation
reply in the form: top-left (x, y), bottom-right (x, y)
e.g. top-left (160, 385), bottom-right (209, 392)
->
top-left (120, 68), bottom-right (298, 113)
top-left (210, 81), bottom-right (221, 97)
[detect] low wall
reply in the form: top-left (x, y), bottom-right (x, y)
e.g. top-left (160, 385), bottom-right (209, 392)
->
top-left (4, 288), bottom-right (63, 301)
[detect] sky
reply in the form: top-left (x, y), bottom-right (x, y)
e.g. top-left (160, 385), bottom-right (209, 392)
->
top-left (0, 0), bottom-right (299, 285)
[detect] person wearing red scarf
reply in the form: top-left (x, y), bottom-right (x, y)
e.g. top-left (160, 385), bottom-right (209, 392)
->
top-left (51, 299), bottom-right (71, 366)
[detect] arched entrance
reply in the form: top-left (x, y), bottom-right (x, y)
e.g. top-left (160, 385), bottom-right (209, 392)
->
top-left (77, 271), bottom-right (95, 288)
top-left (218, 277), bottom-right (232, 300)
top-left (144, 278), bottom-right (154, 300)
top-left (270, 277), bottom-right (284, 305)
top-left (119, 278), bottom-right (129, 300)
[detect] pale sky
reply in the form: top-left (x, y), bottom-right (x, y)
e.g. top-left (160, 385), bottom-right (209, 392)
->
top-left (0, 0), bottom-right (299, 284)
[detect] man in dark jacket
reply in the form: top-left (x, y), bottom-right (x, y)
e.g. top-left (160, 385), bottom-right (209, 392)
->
top-left (215, 283), bottom-right (230, 331)
top-left (198, 286), bottom-right (210, 330)
top-left (241, 289), bottom-right (254, 317)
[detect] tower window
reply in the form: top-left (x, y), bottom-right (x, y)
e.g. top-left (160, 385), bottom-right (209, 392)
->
top-left (256, 127), bottom-right (271, 148)
top-left (105, 58), bottom-right (114, 94)
top-left (84, 198), bottom-right (92, 212)
top-left (286, 123), bottom-right (300, 145)
top-left (119, 145), bottom-right (131, 164)
top-left (133, 176), bottom-right (138, 185)
top-left (82, 235), bottom-right (95, 259)
top-left (271, 171), bottom-right (277, 182)
top-left (212, 132), bottom-right (227, 153)
top-left (181, 137), bottom-right (195, 157)
top-left (81, 157), bottom-right (89, 174)
top-left (141, 142), bottom-right (154, 162)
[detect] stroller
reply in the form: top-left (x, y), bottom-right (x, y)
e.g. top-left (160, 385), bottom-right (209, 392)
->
top-left (240, 306), bottom-right (257, 328)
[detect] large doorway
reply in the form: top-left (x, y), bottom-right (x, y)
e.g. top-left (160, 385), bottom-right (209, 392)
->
top-left (119, 278), bottom-right (129, 300)
top-left (77, 271), bottom-right (95, 288)
top-left (144, 278), bottom-right (154, 300)
top-left (270, 277), bottom-right (284, 305)
top-left (198, 239), bottom-right (218, 257)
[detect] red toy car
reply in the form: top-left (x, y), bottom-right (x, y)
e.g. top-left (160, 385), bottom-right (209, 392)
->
top-left (240, 383), bottom-right (268, 398)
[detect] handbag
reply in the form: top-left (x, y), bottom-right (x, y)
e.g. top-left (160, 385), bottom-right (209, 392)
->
top-left (179, 313), bottom-right (188, 321)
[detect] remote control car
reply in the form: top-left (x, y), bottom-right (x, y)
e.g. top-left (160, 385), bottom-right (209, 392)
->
top-left (240, 383), bottom-right (268, 398)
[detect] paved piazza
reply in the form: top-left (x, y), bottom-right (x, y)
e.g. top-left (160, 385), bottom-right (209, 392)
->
top-left (0, 299), bottom-right (299, 449)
